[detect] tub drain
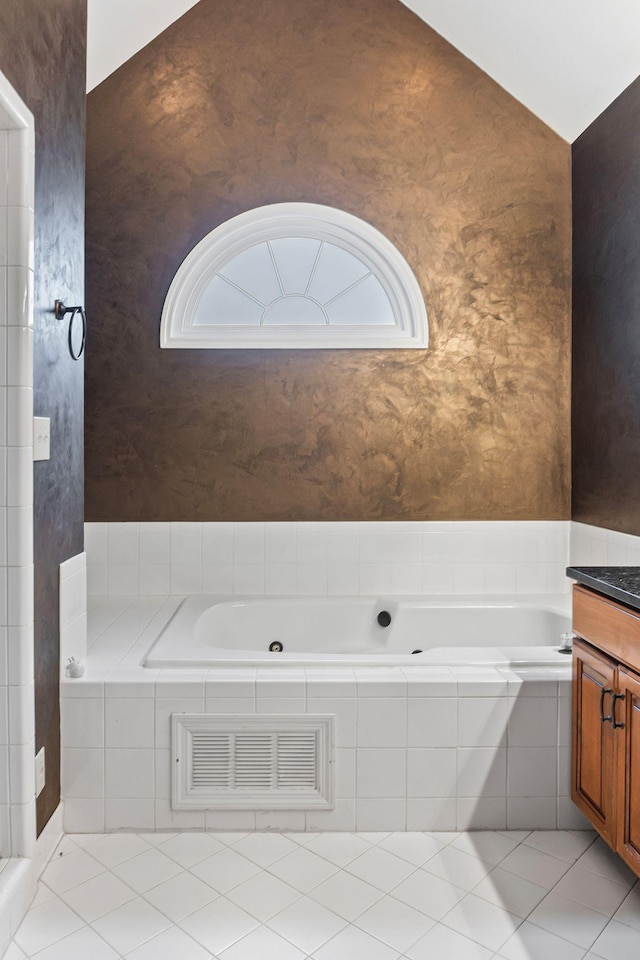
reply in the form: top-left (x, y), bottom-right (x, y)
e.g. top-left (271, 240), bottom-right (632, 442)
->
top-left (269, 641), bottom-right (284, 653)
top-left (411, 649), bottom-right (423, 655)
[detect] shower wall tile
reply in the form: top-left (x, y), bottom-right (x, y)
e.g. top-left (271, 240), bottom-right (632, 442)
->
top-left (0, 629), bottom-right (6, 688)
top-left (7, 626), bottom-right (32, 688)
top-left (0, 6), bottom-right (85, 841)
top-left (10, 799), bottom-right (34, 856)
top-left (0, 689), bottom-right (7, 746)
top-left (8, 682), bottom-right (34, 746)
top-left (7, 565), bottom-right (31, 628)
top-left (0, 132), bottom-right (7, 204)
top-left (7, 507), bottom-right (30, 565)
top-left (6, 207), bottom-right (33, 269)
top-left (7, 265), bottom-right (33, 330)
top-left (7, 325), bottom-right (32, 387)
top-left (0, 751), bottom-right (7, 806)
top-left (87, 520), bottom-right (571, 599)
top-left (6, 386), bottom-right (32, 446)
top-left (9, 742), bottom-right (34, 804)
top-left (2, 447), bottom-right (33, 507)
top-left (7, 131), bottom-right (32, 210)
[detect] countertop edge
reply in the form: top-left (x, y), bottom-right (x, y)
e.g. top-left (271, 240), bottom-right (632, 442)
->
top-left (566, 566), bottom-right (640, 613)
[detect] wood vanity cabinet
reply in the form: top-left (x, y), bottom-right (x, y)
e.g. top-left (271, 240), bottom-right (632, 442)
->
top-left (572, 584), bottom-right (640, 876)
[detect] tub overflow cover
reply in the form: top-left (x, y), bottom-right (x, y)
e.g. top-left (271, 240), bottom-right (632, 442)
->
top-left (377, 611), bottom-right (392, 627)
top-left (269, 641), bottom-right (284, 653)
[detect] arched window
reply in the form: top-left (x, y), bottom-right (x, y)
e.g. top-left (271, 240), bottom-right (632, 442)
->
top-left (161, 203), bottom-right (428, 349)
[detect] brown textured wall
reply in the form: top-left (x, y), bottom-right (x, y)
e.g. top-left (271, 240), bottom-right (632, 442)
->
top-left (86, 0), bottom-right (571, 522)
top-left (573, 75), bottom-right (640, 535)
top-left (0, 1), bottom-right (86, 832)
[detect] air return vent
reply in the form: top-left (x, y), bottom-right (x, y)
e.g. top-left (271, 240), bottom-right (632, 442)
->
top-left (171, 714), bottom-right (334, 810)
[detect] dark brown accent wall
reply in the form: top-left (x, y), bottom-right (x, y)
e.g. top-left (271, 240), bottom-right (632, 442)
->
top-left (86, 0), bottom-right (571, 523)
top-left (0, 1), bottom-right (86, 833)
top-left (572, 75), bottom-right (640, 535)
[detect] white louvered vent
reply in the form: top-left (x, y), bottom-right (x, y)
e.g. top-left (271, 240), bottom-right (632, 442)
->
top-left (172, 715), bottom-right (334, 810)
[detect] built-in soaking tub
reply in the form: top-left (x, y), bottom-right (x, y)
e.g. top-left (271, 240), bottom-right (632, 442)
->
top-left (144, 595), bottom-right (571, 668)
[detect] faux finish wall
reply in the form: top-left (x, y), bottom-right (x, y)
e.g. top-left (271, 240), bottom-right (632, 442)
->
top-left (86, 0), bottom-right (571, 523)
top-left (573, 75), bottom-right (640, 535)
top-left (0, 1), bottom-right (86, 833)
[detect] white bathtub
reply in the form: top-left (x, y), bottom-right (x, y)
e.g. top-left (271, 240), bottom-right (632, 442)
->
top-left (143, 594), bottom-right (571, 668)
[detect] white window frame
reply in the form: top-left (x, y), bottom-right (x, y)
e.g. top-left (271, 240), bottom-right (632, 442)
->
top-left (160, 203), bottom-right (428, 349)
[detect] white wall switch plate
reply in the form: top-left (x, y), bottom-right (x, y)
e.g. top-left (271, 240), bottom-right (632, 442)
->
top-left (33, 417), bottom-right (50, 461)
top-left (35, 747), bottom-right (45, 797)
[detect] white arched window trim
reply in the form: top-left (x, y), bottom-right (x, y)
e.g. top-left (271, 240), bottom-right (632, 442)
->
top-left (160, 203), bottom-right (428, 349)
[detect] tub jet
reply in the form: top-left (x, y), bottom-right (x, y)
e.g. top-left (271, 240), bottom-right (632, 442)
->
top-left (269, 641), bottom-right (284, 653)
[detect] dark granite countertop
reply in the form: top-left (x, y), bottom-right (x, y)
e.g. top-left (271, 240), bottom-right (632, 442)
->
top-left (566, 566), bottom-right (640, 612)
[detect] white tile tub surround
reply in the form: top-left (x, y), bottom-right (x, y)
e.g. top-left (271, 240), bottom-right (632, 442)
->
top-left (570, 520), bottom-right (640, 566)
top-left (69, 523), bottom-right (579, 834)
top-left (59, 597), bottom-right (586, 835)
top-left (59, 553), bottom-right (87, 675)
top-left (86, 520), bottom-right (570, 598)
top-left (0, 68), bottom-right (36, 865)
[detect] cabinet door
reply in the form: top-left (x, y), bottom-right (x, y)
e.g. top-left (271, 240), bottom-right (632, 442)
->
top-left (616, 668), bottom-right (640, 874)
top-left (572, 638), bottom-right (617, 844)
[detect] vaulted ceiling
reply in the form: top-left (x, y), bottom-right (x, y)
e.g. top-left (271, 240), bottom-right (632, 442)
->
top-left (87, 0), bottom-right (640, 142)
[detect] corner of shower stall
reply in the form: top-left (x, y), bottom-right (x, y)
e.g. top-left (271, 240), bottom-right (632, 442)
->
top-left (0, 66), bottom-right (54, 956)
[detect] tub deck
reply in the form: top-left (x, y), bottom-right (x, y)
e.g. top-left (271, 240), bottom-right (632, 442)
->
top-left (59, 594), bottom-right (579, 835)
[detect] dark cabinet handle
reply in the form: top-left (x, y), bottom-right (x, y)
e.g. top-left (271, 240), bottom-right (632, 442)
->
top-left (613, 693), bottom-right (625, 729)
top-left (600, 687), bottom-right (613, 723)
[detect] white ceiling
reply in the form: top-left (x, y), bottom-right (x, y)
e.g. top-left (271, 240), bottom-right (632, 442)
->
top-left (87, 0), bottom-right (640, 142)
top-left (87, 0), bottom-right (201, 93)
top-left (401, 0), bottom-right (640, 142)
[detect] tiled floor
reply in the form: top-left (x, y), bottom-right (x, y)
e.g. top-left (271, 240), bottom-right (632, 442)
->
top-left (6, 829), bottom-right (640, 959)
